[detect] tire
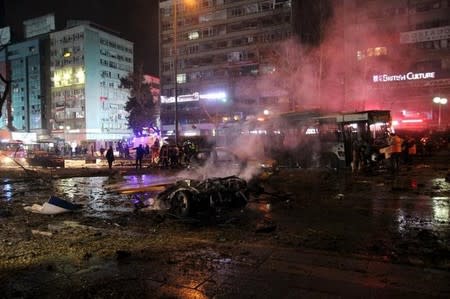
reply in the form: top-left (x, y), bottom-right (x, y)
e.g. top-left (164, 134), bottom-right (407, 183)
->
top-left (170, 190), bottom-right (192, 217)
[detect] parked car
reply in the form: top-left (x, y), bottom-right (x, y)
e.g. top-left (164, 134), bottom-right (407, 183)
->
top-left (26, 151), bottom-right (64, 168)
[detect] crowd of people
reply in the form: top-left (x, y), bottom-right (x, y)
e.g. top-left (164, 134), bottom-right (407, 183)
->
top-left (103, 138), bottom-right (199, 170)
top-left (351, 131), bottom-right (423, 175)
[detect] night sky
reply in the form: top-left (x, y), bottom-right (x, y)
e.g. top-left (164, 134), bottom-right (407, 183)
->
top-left (2, 0), bottom-right (160, 75)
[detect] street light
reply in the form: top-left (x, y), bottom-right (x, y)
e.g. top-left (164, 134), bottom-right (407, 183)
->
top-left (173, 0), bottom-right (180, 146)
top-left (433, 96), bottom-right (448, 130)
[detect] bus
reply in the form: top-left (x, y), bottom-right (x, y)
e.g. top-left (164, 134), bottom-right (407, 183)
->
top-left (223, 110), bottom-right (392, 170)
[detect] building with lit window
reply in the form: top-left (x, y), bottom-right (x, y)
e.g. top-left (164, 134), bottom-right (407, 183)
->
top-left (0, 37), bottom-right (51, 136)
top-left (159, 0), bottom-right (293, 139)
top-left (49, 21), bottom-right (134, 149)
top-left (343, 0), bottom-right (450, 130)
top-left (0, 15), bottom-right (55, 138)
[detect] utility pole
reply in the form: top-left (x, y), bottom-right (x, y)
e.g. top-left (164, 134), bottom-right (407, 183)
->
top-left (173, 0), bottom-right (179, 146)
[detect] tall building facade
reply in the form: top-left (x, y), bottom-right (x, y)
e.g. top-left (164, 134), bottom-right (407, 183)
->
top-left (0, 38), bottom-right (51, 134)
top-left (159, 0), bottom-right (293, 138)
top-left (343, 0), bottom-right (450, 130)
top-left (49, 22), bottom-right (134, 148)
top-left (0, 14), bottom-right (53, 138)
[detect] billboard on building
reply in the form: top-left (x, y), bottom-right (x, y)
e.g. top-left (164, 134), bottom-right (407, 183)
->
top-left (0, 26), bottom-right (10, 46)
top-left (400, 26), bottom-right (450, 44)
top-left (23, 14), bottom-right (55, 38)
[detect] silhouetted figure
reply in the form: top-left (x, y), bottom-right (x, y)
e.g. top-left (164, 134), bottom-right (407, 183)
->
top-left (135, 144), bottom-right (145, 169)
top-left (159, 144), bottom-right (169, 168)
top-left (106, 146), bottom-right (115, 169)
top-left (389, 133), bottom-right (403, 173)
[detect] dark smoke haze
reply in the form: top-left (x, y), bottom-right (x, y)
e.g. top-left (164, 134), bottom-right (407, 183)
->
top-left (236, 0), bottom-right (418, 116)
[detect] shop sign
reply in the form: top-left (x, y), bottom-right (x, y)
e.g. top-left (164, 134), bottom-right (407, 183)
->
top-left (372, 72), bottom-right (435, 83)
top-left (400, 26), bottom-right (450, 44)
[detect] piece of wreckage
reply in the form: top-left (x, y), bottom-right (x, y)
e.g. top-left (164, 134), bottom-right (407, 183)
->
top-left (113, 176), bottom-right (250, 217)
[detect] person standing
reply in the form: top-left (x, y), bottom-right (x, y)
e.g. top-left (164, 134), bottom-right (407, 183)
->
top-left (105, 146), bottom-right (115, 169)
top-left (389, 133), bottom-right (403, 173)
top-left (135, 144), bottom-right (145, 169)
top-left (151, 139), bottom-right (160, 165)
top-left (351, 138), bottom-right (361, 174)
top-left (159, 144), bottom-right (169, 168)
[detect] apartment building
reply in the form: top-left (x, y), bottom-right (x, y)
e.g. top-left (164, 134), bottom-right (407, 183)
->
top-left (0, 37), bottom-right (51, 135)
top-left (159, 0), bottom-right (293, 138)
top-left (1, 15), bottom-right (135, 148)
top-left (49, 21), bottom-right (134, 148)
top-left (343, 0), bottom-right (450, 129)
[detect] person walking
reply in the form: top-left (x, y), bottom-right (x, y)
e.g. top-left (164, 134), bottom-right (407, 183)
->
top-left (135, 144), bottom-right (145, 169)
top-left (105, 146), bottom-right (115, 169)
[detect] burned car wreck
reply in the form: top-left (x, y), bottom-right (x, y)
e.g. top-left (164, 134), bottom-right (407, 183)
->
top-left (132, 176), bottom-right (249, 217)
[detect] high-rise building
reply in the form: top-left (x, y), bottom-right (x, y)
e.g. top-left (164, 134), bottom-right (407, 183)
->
top-left (1, 15), bottom-right (135, 147)
top-left (159, 0), bottom-right (293, 139)
top-left (49, 21), bottom-right (134, 148)
top-left (0, 38), bottom-right (51, 134)
top-left (0, 15), bottom-right (54, 136)
top-left (343, 0), bottom-right (450, 130)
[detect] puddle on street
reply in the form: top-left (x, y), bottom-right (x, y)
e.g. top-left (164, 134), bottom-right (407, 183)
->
top-left (392, 177), bottom-right (450, 234)
top-left (396, 195), bottom-right (449, 231)
top-left (1, 174), bottom-right (175, 219)
top-left (1, 180), bottom-right (13, 201)
top-left (2, 172), bottom-right (450, 236)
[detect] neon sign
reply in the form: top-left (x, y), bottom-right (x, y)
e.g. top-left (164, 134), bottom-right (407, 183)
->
top-left (372, 72), bottom-right (435, 83)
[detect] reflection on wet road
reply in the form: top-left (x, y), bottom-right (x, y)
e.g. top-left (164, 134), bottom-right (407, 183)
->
top-left (1, 181), bottom-right (13, 202)
top-left (1, 169), bottom-right (449, 248)
top-left (1, 174), bottom-right (176, 219)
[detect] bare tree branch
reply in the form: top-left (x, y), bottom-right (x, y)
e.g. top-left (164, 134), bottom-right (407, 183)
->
top-left (0, 72), bottom-right (11, 119)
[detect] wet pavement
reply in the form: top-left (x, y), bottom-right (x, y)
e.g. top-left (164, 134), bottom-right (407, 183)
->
top-left (0, 151), bottom-right (449, 298)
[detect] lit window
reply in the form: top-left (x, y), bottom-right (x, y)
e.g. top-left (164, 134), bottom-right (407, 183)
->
top-left (374, 47), bottom-right (387, 56)
top-left (177, 73), bottom-right (186, 84)
top-left (188, 31), bottom-right (199, 40)
top-left (356, 50), bottom-right (365, 60)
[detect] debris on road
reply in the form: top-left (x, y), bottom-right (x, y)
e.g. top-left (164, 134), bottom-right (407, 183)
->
top-left (131, 176), bottom-right (249, 217)
top-left (23, 196), bottom-right (82, 215)
top-left (31, 230), bottom-right (53, 237)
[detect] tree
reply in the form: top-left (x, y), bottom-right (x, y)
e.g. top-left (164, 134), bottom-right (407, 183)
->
top-left (119, 65), bottom-right (158, 136)
top-left (0, 40), bottom-right (13, 129)
top-left (0, 66), bottom-right (10, 120)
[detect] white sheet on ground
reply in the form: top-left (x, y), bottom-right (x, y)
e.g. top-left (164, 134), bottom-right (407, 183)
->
top-left (24, 202), bottom-right (71, 215)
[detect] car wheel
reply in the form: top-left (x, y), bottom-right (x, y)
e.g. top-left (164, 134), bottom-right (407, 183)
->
top-left (170, 190), bottom-right (192, 217)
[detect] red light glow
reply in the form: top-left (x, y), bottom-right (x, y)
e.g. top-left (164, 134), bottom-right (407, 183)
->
top-left (402, 119), bottom-right (423, 123)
